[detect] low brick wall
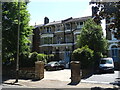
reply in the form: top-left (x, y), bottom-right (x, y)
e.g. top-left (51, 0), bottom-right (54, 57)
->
top-left (3, 67), bottom-right (35, 79)
top-left (81, 68), bottom-right (93, 79)
top-left (19, 67), bottom-right (35, 79)
top-left (3, 61), bottom-right (45, 80)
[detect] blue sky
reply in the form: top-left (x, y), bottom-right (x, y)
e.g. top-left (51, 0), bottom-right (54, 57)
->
top-left (27, 0), bottom-right (92, 25)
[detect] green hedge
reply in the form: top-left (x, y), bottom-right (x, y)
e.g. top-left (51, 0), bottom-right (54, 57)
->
top-left (72, 45), bottom-right (94, 69)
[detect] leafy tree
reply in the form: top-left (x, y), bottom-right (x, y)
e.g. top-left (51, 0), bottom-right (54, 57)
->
top-left (77, 19), bottom-right (108, 58)
top-left (90, 1), bottom-right (120, 39)
top-left (2, 2), bottom-right (33, 65)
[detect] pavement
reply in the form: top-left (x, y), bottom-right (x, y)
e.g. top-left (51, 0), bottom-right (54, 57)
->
top-left (2, 69), bottom-right (120, 89)
top-left (2, 79), bottom-right (118, 89)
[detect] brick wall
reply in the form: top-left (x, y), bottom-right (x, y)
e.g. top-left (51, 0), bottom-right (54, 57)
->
top-left (3, 67), bottom-right (35, 79)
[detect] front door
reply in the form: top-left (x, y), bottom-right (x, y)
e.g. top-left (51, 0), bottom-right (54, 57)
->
top-left (111, 48), bottom-right (119, 62)
top-left (64, 51), bottom-right (70, 63)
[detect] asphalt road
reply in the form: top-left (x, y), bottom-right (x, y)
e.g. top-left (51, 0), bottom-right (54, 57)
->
top-left (82, 71), bottom-right (120, 84)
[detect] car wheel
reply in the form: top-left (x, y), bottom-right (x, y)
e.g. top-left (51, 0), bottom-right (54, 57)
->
top-left (46, 69), bottom-right (48, 71)
top-left (111, 70), bottom-right (114, 73)
top-left (61, 66), bottom-right (64, 70)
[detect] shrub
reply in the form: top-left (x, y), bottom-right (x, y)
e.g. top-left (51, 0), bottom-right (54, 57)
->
top-left (47, 54), bottom-right (54, 62)
top-left (19, 52), bottom-right (30, 67)
top-left (27, 52), bottom-right (38, 67)
top-left (72, 45), bottom-right (94, 69)
top-left (37, 54), bottom-right (47, 64)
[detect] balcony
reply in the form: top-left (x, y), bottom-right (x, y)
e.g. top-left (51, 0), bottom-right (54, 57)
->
top-left (41, 29), bottom-right (53, 34)
top-left (65, 29), bottom-right (71, 33)
top-left (41, 34), bottom-right (54, 38)
top-left (40, 43), bottom-right (74, 47)
top-left (77, 25), bottom-right (83, 29)
top-left (41, 31), bottom-right (53, 34)
top-left (54, 30), bottom-right (64, 33)
top-left (74, 30), bottom-right (81, 35)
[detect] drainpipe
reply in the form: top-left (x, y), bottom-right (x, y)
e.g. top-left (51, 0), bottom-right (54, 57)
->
top-left (71, 22), bottom-right (74, 52)
top-left (63, 23), bottom-right (66, 43)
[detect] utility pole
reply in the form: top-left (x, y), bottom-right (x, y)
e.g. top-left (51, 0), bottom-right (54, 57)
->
top-left (15, 1), bottom-right (20, 83)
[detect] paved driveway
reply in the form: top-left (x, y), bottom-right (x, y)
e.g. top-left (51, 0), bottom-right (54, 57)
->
top-left (44, 69), bottom-right (71, 81)
top-left (82, 71), bottom-right (120, 84)
top-left (44, 69), bottom-right (120, 84)
top-left (2, 69), bottom-right (119, 88)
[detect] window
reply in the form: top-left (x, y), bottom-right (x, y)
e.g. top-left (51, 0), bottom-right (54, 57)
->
top-left (65, 23), bottom-right (71, 30)
top-left (47, 27), bottom-right (51, 33)
top-left (80, 22), bottom-right (83, 25)
top-left (42, 37), bottom-right (53, 44)
top-left (57, 37), bottom-right (62, 44)
top-left (57, 25), bottom-right (60, 31)
top-left (77, 22), bottom-right (83, 29)
top-left (100, 60), bottom-right (112, 64)
top-left (65, 35), bottom-right (72, 43)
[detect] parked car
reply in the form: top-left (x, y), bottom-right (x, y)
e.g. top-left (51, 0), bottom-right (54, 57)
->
top-left (98, 58), bottom-right (114, 73)
top-left (45, 61), bottom-right (65, 71)
top-left (58, 60), bottom-right (66, 68)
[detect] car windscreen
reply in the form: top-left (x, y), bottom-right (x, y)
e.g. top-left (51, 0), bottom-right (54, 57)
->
top-left (100, 59), bottom-right (112, 64)
top-left (48, 62), bottom-right (58, 64)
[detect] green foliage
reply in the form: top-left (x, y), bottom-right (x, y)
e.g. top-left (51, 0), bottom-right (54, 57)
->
top-left (37, 54), bottom-right (47, 64)
top-left (19, 52), bottom-right (50, 67)
top-left (72, 45), bottom-right (94, 69)
top-left (29, 52), bottom-right (38, 61)
top-left (77, 19), bottom-right (108, 57)
top-left (19, 52), bottom-right (38, 67)
top-left (91, 2), bottom-right (120, 39)
top-left (19, 52), bottom-right (30, 67)
top-left (2, 2), bottom-right (33, 64)
top-left (47, 54), bottom-right (54, 62)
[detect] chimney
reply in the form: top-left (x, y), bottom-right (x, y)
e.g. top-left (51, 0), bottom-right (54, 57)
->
top-left (44, 17), bottom-right (49, 24)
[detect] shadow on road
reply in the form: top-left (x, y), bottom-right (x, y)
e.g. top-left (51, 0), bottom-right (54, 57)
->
top-left (67, 81), bottom-right (80, 86)
top-left (91, 87), bottom-right (119, 90)
top-left (2, 75), bottom-right (42, 84)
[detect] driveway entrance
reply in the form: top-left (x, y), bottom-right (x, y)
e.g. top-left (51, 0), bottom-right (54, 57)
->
top-left (44, 69), bottom-right (71, 81)
top-left (44, 69), bottom-right (120, 85)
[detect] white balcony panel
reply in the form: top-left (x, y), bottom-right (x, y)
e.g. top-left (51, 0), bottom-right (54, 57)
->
top-left (54, 31), bottom-right (64, 33)
top-left (41, 34), bottom-right (53, 38)
top-left (65, 29), bottom-right (71, 32)
top-left (77, 25), bottom-right (83, 29)
top-left (74, 30), bottom-right (80, 35)
top-left (108, 40), bottom-right (120, 43)
top-left (40, 43), bottom-right (75, 47)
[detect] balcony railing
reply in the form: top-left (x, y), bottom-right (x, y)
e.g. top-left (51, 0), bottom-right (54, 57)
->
top-left (41, 34), bottom-right (54, 38)
top-left (40, 43), bottom-right (75, 47)
top-left (54, 30), bottom-right (64, 33)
